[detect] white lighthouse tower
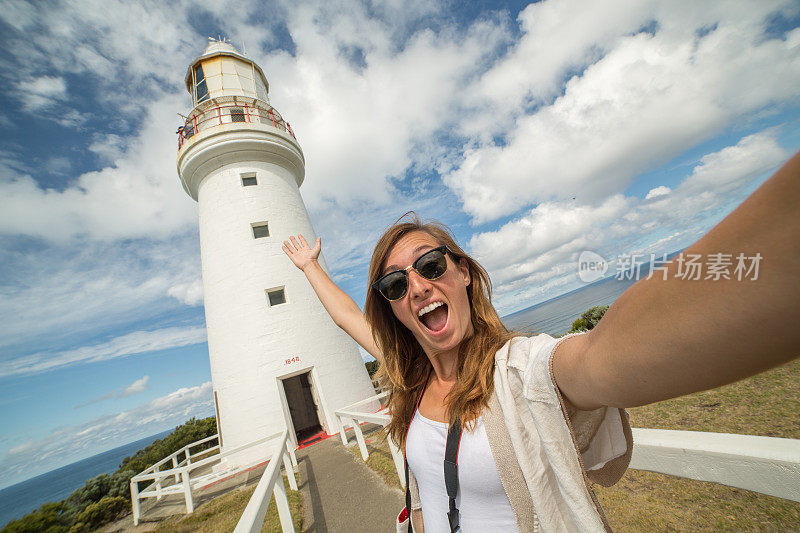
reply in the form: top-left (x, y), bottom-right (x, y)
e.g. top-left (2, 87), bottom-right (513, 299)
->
top-left (176, 39), bottom-right (376, 464)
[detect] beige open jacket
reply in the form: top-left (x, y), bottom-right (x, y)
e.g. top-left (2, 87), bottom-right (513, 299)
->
top-left (408, 334), bottom-right (633, 532)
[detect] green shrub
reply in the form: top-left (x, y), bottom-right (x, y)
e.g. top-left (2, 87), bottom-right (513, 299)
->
top-left (118, 417), bottom-right (217, 476)
top-left (1, 502), bottom-right (69, 533)
top-left (569, 305), bottom-right (609, 333)
top-left (365, 360), bottom-right (379, 377)
top-left (73, 496), bottom-right (128, 529)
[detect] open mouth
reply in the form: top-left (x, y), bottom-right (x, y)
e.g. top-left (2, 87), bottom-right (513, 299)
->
top-left (418, 301), bottom-right (449, 333)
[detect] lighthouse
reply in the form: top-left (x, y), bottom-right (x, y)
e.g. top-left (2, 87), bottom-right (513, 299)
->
top-left (176, 39), bottom-right (376, 464)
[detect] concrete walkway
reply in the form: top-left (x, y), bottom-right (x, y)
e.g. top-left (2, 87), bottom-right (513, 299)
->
top-left (297, 434), bottom-right (404, 533)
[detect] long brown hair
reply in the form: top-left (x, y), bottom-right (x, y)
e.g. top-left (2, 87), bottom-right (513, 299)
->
top-left (365, 212), bottom-right (514, 446)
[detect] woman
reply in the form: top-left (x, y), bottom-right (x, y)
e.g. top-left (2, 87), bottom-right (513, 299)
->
top-left (283, 150), bottom-right (800, 532)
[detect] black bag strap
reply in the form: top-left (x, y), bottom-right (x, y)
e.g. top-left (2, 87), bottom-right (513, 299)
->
top-left (403, 372), bottom-right (463, 533)
top-left (444, 419), bottom-right (463, 533)
top-left (404, 458), bottom-right (413, 532)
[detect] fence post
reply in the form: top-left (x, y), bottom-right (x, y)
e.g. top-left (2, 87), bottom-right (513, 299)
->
top-left (131, 480), bottom-right (141, 525)
top-left (282, 451), bottom-right (298, 491)
top-left (155, 464), bottom-right (162, 500)
top-left (286, 440), bottom-right (298, 468)
top-left (338, 416), bottom-right (349, 445)
top-left (273, 475), bottom-right (295, 533)
top-left (182, 470), bottom-right (194, 513)
top-left (387, 438), bottom-right (406, 488)
top-left (352, 420), bottom-right (369, 461)
top-left (173, 456), bottom-right (180, 482)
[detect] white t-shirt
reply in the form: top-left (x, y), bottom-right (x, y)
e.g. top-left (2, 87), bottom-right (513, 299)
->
top-left (405, 410), bottom-right (519, 533)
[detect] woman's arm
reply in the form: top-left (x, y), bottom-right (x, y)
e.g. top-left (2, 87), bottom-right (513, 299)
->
top-left (554, 149), bottom-right (800, 410)
top-left (282, 235), bottom-right (383, 363)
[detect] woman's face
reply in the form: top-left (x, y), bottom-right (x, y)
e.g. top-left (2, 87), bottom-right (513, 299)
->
top-left (382, 231), bottom-right (474, 359)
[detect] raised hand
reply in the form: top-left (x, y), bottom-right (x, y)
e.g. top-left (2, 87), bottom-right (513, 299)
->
top-left (282, 234), bottom-right (321, 272)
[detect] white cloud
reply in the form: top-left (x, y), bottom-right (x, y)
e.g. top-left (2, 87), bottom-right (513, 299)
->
top-left (0, 381), bottom-right (214, 489)
top-left (122, 375), bottom-right (150, 396)
top-left (645, 185), bottom-right (671, 199)
top-left (87, 134), bottom-right (127, 165)
top-left (75, 375), bottom-right (151, 408)
top-left (0, 93), bottom-right (198, 242)
top-left (0, 235), bottom-right (203, 354)
top-left (1, 326), bottom-right (207, 378)
top-left (470, 195), bottom-right (631, 298)
top-left (471, 129), bottom-right (789, 312)
top-left (259, 2), bottom-right (507, 208)
top-left (16, 75), bottom-right (67, 111)
top-left (167, 278), bottom-right (204, 306)
top-left (446, 1), bottom-right (800, 222)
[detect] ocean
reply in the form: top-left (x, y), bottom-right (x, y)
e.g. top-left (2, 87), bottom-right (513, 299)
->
top-left (0, 429), bottom-right (171, 528)
top-left (502, 274), bottom-right (635, 336)
top-left (0, 274), bottom-right (634, 528)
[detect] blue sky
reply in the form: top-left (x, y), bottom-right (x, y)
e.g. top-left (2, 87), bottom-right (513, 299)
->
top-left (0, 0), bottom-right (798, 489)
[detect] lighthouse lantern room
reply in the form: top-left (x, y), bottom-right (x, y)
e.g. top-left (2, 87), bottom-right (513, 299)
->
top-left (176, 39), bottom-right (377, 466)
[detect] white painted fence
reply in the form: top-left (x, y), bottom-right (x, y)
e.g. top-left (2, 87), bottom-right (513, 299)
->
top-left (337, 393), bottom-right (800, 503)
top-left (335, 392), bottom-right (407, 484)
top-left (234, 430), bottom-right (297, 533)
top-left (130, 431), bottom-right (298, 527)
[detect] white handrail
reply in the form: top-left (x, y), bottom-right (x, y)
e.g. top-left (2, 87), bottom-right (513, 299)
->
top-left (338, 391), bottom-right (388, 412)
top-left (337, 393), bottom-right (800, 501)
top-left (234, 430), bottom-right (296, 533)
top-left (630, 428), bottom-right (800, 502)
top-left (131, 431), bottom-right (296, 525)
top-left (335, 393), bottom-right (404, 484)
top-left (137, 434), bottom-right (220, 475)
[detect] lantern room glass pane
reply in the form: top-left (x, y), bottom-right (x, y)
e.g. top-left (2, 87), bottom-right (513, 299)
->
top-left (194, 64), bottom-right (209, 103)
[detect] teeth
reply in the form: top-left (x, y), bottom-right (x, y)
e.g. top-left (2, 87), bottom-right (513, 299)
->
top-left (418, 301), bottom-right (444, 317)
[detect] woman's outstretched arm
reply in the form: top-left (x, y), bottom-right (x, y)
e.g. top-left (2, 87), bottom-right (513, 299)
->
top-left (554, 149), bottom-right (800, 410)
top-left (282, 235), bottom-right (383, 363)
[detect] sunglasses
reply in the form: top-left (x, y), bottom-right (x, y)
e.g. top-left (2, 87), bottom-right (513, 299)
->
top-left (372, 245), bottom-right (450, 301)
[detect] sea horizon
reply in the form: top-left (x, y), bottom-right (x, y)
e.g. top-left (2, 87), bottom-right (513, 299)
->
top-left (0, 429), bottom-right (171, 528)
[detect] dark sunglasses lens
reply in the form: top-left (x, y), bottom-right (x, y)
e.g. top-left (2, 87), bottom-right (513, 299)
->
top-left (379, 272), bottom-right (408, 300)
top-left (416, 250), bottom-right (447, 280)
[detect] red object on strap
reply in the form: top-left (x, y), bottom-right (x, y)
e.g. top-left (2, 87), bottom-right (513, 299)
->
top-left (398, 506), bottom-right (409, 523)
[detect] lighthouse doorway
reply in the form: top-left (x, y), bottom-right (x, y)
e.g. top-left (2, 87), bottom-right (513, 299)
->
top-left (280, 371), bottom-right (323, 443)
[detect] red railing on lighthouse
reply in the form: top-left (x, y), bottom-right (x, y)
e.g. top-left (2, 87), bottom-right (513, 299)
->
top-left (178, 96), bottom-right (297, 149)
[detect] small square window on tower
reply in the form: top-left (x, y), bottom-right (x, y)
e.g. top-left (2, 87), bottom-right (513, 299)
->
top-left (241, 172), bottom-right (257, 186)
top-left (251, 222), bottom-right (269, 239)
top-left (266, 286), bottom-right (287, 307)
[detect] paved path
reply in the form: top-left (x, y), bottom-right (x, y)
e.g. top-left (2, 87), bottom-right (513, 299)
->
top-left (297, 434), bottom-right (404, 533)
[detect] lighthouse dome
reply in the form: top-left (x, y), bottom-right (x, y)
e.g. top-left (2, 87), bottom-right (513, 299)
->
top-left (201, 40), bottom-right (243, 59)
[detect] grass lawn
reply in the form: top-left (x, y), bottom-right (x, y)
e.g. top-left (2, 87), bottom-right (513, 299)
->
top-left (352, 360), bottom-right (800, 531)
top-left (153, 475), bottom-right (303, 532)
top-left (595, 358), bottom-right (800, 531)
top-left (346, 429), bottom-right (404, 491)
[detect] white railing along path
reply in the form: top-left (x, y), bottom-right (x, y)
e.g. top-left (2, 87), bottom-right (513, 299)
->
top-left (338, 393), bottom-right (800, 502)
top-left (130, 431), bottom-right (298, 526)
top-left (234, 429), bottom-right (297, 533)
